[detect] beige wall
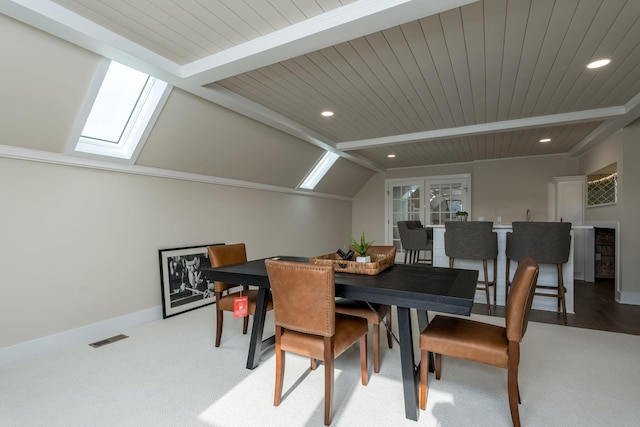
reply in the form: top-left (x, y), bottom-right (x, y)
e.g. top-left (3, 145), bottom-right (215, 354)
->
top-left (0, 157), bottom-right (352, 348)
top-left (352, 155), bottom-right (579, 244)
top-left (577, 122), bottom-right (640, 300)
top-left (472, 156), bottom-right (579, 222)
top-left (579, 130), bottom-right (622, 222)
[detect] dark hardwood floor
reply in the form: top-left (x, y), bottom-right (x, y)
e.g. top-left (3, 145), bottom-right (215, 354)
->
top-left (473, 279), bottom-right (640, 336)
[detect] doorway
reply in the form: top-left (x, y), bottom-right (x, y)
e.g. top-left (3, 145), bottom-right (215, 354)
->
top-left (386, 174), bottom-right (471, 262)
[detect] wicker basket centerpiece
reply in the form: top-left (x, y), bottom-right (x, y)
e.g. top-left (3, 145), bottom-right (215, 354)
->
top-left (310, 252), bottom-right (393, 275)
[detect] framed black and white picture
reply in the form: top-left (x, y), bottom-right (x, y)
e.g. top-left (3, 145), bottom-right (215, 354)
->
top-left (159, 243), bottom-right (223, 318)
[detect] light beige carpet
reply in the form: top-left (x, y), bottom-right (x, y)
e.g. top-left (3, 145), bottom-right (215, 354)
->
top-left (1, 307), bottom-right (639, 426)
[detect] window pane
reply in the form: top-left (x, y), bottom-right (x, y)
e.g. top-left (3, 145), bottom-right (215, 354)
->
top-left (81, 62), bottom-right (149, 143)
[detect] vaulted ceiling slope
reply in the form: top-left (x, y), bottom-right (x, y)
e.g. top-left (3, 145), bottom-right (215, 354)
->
top-left (2, 0), bottom-right (640, 195)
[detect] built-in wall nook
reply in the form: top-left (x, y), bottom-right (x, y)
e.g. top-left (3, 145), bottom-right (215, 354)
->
top-left (595, 227), bottom-right (616, 280)
top-left (587, 163), bottom-right (617, 207)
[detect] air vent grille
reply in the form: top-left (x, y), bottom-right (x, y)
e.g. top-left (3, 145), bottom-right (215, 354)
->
top-left (89, 334), bottom-right (129, 348)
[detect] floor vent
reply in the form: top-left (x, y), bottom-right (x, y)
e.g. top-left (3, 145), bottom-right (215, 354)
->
top-left (89, 334), bottom-right (129, 348)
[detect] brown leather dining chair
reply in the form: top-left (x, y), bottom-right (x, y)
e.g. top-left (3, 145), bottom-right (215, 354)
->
top-left (419, 257), bottom-right (539, 427)
top-left (335, 245), bottom-right (394, 373)
top-left (207, 243), bottom-right (273, 347)
top-left (265, 259), bottom-right (368, 426)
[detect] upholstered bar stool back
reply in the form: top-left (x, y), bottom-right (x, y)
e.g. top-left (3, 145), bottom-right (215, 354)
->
top-left (397, 221), bottom-right (433, 264)
top-left (505, 221), bottom-right (572, 324)
top-left (444, 221), bottom-right (498, 314)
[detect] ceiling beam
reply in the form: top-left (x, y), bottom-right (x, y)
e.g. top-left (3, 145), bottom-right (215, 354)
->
top-left (337, 107), bottom-right (627, 151)
top-left (181, 0), bottom-right (478, 85)
top-left (569, 92), bottom-right (640, 157)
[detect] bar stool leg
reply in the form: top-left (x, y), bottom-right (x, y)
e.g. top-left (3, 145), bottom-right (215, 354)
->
top-left (505, 258), bottom-right (512, 305)
top-left (492, 258), bottom-right (498, 306)
top-left (482, 259), bottom-right (491, 315)
top-left (557, 264), bottom-right (567, 325)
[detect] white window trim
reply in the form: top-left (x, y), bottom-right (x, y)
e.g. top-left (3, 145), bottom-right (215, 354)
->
top-left (298, 151), bottom-right (339, 190)
top-left (67, 58), bottom-right (172, 163)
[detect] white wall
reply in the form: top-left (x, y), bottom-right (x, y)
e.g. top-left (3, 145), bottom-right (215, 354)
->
top-left (620, 122), bottom-right (640, 300)
top-left (0, 157), bottom-right (352, 349)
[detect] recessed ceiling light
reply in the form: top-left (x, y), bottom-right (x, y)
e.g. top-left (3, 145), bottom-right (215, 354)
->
top-left (587, 59), bottom-right (611, 69)
top-left (387, 154), bottom-right (396, 158)
top-left (321, 111), bottom-right (334, 117)
top-left (539, 138), bottom-right (551, 143)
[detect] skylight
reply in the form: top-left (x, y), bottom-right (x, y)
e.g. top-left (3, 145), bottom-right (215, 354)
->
top-left (70, 59), bottom-right (171, 161)
top-left (299, 151), bottom-right (339, 190)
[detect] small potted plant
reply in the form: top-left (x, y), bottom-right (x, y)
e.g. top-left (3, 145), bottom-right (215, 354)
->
top-left (456, 211), bottom-right (469, 221)
top-left (350, 229), bottom-right (374, 262)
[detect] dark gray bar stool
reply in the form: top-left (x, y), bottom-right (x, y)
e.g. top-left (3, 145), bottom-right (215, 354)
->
top-left (444, 221), bottom-right (497, 314)
top-left (505, 221), bottom-right (572, 324)
top-left (397, 221), bottom-right (433, 264)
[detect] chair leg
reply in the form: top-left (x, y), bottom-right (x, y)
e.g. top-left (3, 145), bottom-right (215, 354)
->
top-left (435, 353), bottom-right (442, 380)
top-left (557, 264), bottom-right (567, 325)
top-left (373, 322), bottom-right (380, 373)
top-left (505, 258), bottom-right (512, 305)
top-left (274, 327), bottom-right (285, 407)
top-left (507, 342), bottom-right (521, 427)
top-left (482, 259), bottom-right (491, 315)
top-left (386, 312), bottom-right (393, 349)
top-left (215, 308), bottom-right (223, 347)
top-left (360, 334), bottom-right (368, 385)
top-left (242, 315), bottom-right (249, 334)
top-left (419, 349), bottom-right (429, 410)
top-left (323, 337), bottom-right (334, 426)
top-left (404, 250), bottom-right (409, 264)
top-left (310, 358), bottom-right (317, 370)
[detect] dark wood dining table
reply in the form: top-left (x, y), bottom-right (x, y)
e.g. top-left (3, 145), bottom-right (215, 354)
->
top-left (203, 256), bottom-right (478, 421)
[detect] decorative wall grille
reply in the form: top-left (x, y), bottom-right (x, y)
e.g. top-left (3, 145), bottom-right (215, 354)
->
top-left (587, 173), bottom-right (617, 206)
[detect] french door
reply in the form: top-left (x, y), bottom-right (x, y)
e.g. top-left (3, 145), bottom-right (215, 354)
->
top-left (386, 175), bottom-right (470, 262)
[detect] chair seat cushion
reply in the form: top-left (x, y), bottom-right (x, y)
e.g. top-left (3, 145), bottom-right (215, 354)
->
top-left (280, 314), bottom-right (368, 360)
top-left (218, 289), bottom-right (273, 314)
top-left (334, 299), bottom-right (391, 324)
top-left (420, 315), bottom-right (509, 368)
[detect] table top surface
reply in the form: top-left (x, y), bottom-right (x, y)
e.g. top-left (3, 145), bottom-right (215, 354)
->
top-left (203, 256), bottom-right (479, 315)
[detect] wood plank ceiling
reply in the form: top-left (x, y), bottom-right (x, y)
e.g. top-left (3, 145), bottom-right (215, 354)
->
top-left (7, 0), bottom-right (640, 171)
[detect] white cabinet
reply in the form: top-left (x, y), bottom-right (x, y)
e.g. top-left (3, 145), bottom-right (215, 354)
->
top-left (549, 176), bottom-right (591, 281)
top-left (553, 176), bottom-right (585, 224)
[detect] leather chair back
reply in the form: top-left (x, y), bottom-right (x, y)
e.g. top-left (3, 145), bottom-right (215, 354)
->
top-left (367, 245), bottom-right (397, 260)
top-left (265, 260), bottom-right (335, 337)
top-left (506, 257), bottom-right (540, 342)
top-left (208, 243), bottom-right (248, 293)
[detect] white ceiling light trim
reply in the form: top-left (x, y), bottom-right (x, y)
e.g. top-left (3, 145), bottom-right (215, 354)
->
top-left (587, 59), bottom-right (611, 69)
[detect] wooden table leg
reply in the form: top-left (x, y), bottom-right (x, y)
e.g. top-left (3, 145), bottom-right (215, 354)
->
top-left (396, 306), bottom-right (419, 421)
top-left (246, 287), bottom-right (270, 369)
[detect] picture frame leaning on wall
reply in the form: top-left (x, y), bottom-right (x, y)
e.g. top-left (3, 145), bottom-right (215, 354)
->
top-left (159, 243), bottom-right (223, 318)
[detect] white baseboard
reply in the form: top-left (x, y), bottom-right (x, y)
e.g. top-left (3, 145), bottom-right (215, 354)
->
top-left (619, 291), bottom-right (640, 306)
top-left (0, 306), bottom-right (163, 370)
